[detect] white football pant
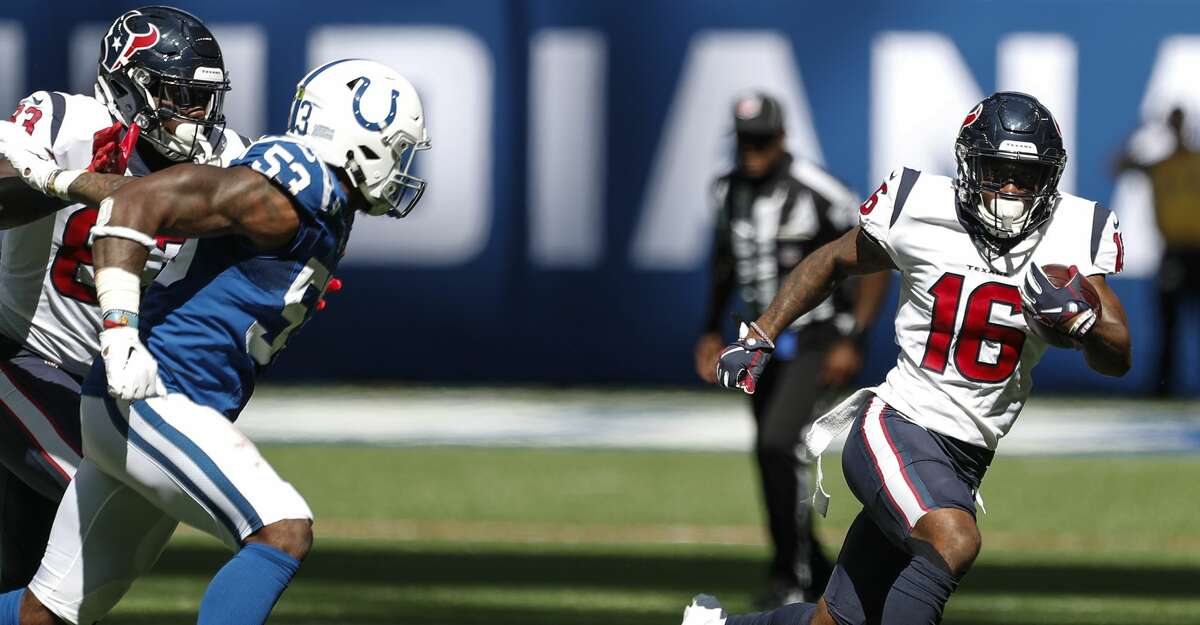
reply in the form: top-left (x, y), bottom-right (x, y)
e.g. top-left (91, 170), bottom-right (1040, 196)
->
top-left (29, 392), bottom-right (312, 624)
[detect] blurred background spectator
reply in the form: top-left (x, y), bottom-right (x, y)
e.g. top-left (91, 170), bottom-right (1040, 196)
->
top-left (1115, 107), bottom-right (1200, 396)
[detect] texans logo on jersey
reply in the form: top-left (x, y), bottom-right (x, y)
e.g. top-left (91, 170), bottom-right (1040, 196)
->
top-left (100, 10), bottom-right (161, 72)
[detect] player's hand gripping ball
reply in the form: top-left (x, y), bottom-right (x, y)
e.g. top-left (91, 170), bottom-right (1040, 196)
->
top-left (1020, 263), bottom-right (1102, 348)
top-left (715, 321), bottom-right (775, 394)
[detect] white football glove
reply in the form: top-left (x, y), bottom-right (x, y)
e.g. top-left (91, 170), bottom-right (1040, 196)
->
top-left (99, 326), bottom-right (166, 401)
top-left (0, 120), bottom-right (79, 199)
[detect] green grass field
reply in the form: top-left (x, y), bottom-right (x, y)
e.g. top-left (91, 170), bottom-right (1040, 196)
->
top-left (105, 445), bottom-right (1200, 624)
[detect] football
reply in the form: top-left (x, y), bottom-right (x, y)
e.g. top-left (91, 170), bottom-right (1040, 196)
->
top-left (1023, 264), bottom-right (1102, 348)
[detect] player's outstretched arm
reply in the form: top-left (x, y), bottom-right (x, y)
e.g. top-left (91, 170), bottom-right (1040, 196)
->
top-left (0, 156), bottom-right (135, 227)
top-left (755, 226), bottom-right (895, 340)
top-left (1079, 275), bottom-right (1132, 376)
top-left (92, 163), bottom-right (300, 275)
top-left (64, 171), bottom-right (138, 207)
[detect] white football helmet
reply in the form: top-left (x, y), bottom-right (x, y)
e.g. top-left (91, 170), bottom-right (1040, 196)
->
top-left (286, 59), bottom-right (430, 217)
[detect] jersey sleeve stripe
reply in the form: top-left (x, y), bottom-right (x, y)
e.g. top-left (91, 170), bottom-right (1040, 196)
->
top-left (1090, 203), bottom-right (1113, 264)
top-left (890, 167), bottom-right (920, 227)
top-left (48, 92), bottom-right (67, 147)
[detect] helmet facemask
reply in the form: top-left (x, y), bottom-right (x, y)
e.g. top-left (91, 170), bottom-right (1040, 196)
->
top-left (953, 92), bottom-right (1067, 256)
top-left (347, 130), bottom-right (431, 218)
top-left (94, 6), bottom-right (231, 164)
top-left (956, 144), bottom-right (1064, 242)
top-left (126, 66), bottom-right (229, 162)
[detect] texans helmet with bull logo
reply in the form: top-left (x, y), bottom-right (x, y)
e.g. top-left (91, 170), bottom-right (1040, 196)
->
top-left (96, 5), bottom-right (230, 161)
top-left (954, 91), bottom-right (1068, 257)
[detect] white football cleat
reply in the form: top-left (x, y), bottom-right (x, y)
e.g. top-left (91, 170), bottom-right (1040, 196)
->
top-left (681, 594), bottom-right (727, 625)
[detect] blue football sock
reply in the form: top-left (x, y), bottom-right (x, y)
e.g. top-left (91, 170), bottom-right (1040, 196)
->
top-left (198, 543), bottom-right (301, 625)
top-left (727, 601), bottom-right (817, 625)
top-left (881, 555), bottom-right (958, 625)
top-left (0, 589), bottom-right (23, 625)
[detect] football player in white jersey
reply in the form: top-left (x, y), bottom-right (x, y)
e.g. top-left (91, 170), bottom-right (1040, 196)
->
top-left (0, 5), bottom-right (247, 590)
top-left (683, 92), bottom-right (1131, 625)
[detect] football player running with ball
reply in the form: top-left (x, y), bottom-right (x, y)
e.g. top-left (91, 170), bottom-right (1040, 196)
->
top-left (0, 59), bottom-right (429, 625)
top-left (685, 91), bottom-right (1131, 625)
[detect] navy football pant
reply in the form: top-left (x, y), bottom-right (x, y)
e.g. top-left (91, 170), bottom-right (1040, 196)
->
top-left (0, 338), bottom-right (84, 590)
top-left (824, 395), bottom-right (992, 625)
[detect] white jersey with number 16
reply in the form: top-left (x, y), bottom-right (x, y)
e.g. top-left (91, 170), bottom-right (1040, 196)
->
top-left (860, 166), bottom-right (1123, 450)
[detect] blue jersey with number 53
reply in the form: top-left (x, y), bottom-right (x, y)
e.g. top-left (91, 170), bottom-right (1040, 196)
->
top-left (85, 136), bottom-right (353, 419)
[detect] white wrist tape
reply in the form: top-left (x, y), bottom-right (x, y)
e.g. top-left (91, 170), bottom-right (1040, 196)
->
top-left (90, 225), bottom-right (159, 249)
top-left (91, 198), bottom-right (159, 249)
top-left (48, 169), bottom-right (84, 201)
top-left (95, 267), bottom-right (142, 320)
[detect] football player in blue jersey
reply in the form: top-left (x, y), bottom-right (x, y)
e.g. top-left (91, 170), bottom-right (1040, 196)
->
top-left (0, 6), bottom-right (249, 592)
top-left (0, 58), bottom-right (429, 625)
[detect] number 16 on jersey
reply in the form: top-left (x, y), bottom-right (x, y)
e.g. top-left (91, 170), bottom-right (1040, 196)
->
top-left (919, 273), bottom-right (1026, 383)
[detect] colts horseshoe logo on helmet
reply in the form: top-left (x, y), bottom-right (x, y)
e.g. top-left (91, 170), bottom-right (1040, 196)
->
top-left (351, 77), bottom-right (400, 132)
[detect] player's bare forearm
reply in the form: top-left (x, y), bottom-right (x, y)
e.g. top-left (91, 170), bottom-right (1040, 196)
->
top-left (94, 164), bottom-right (299, 257)
top-left (91, 175), bottom-right (181, 274)
top-left (757, 226), bottom-right (895, 339)
top-left (0, 157), bottom-right (66, 228)
top-left (93, 165), bottom-right (235, 274)
top-left (1080, 275), bottom-right (1132, 376)
top-left (95, 169), bottom-right (223, 274)
top-left (66, 171), bottom-right (136, 207)
top-left (93, 236), bottom-right (152, 277)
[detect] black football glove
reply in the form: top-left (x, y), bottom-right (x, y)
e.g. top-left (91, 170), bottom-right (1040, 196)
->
top-left (715, 321), bottom-right (775, 394)
top-left (1020, 264), bottom-right (1097, 340)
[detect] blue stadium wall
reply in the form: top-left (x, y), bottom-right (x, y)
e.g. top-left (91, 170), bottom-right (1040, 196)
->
top-left (1, 0), bottom-right (1194, 393)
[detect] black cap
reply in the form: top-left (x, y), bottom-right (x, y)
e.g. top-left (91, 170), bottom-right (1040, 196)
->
top-left (734, 92), bottom-right (784, 137)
